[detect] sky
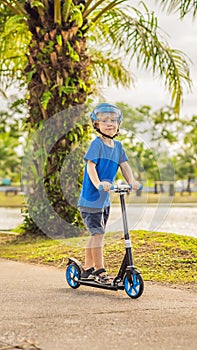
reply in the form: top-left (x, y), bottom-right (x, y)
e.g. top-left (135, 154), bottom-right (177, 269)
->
top-left (102, 0), bottom-right (197, 118)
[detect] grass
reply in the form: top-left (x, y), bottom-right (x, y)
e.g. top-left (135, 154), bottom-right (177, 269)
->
top-left (0, 191), bottom-right (196, 208)
top-left (0, 230), bottom-right (196, 290)
top-left (0, 192), bottom-right (25, 207)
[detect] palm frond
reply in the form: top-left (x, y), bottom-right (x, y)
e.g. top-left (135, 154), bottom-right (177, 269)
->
top-left (91, 0), bottom-right (126, 23)
top-left (84, 0), bottom-right (96, 12)
top-left (90, 48), bottom-right (134, 87)
top-left (0, 88), bottom-right (7, 99)
top-left (90, 4), bottom-right (192, 114)
top-left (83, 0), bottom-right (126, 23)
top-left (159, 0), bottom-right (197, 18)
top-left (83, 0), bottom-right (107, 18)
top-left (1, 0), bottom-right (27, 15)
top-left (0, 14), bottom-right (31, 87)
top-left (54, 0), bottom-right (61, 24)
top-left (0, 0), bottom-right (194, 115)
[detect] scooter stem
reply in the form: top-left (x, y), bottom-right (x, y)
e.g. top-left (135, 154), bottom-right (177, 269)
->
top-left (120, 193), bottom-right (133, 266)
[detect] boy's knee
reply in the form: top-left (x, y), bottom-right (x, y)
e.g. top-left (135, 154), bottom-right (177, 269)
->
top-left (92, 233), bottom-right (104, 246)
top-left (93, 233), bottom-right (104, 239)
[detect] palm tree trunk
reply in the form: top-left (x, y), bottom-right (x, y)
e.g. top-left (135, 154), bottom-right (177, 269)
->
top-left (24, 0), bottom-right (92, 236)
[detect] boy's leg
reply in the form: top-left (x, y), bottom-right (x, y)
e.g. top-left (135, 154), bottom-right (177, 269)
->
top-left (91, 233), bottom-right (104, 271)
top-left (84, 236), bottom-right (94, 270)
top-left (90, 207), bottom-right (110, 272)
top-left (84, 234), bottom-right (104, 270)
top-left (88, 207), bottom-right (110, 272)
top-left (81, 207), bottom-right (110, 273)
top-left (91, 233), bottom-right (112, 282)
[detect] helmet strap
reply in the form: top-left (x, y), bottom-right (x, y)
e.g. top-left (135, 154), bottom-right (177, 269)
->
top-left (94, 126), bottom-right (119, 139)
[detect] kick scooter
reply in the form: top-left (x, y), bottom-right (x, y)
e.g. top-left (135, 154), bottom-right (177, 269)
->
top-left (66, 184), bottom-right (144, 299)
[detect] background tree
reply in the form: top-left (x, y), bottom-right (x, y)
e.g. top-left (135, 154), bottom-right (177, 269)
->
top-left (0, 100), bottom-right (25, 182)
top-left (130, 105), bottom-right (178, 194)
top-left (116, 103), bottom-right (189, 195)
top-left (174, 115), bottom-right (197, 194)
top-left (0, 0), bottom-right (194, 236)
top-left (157, 0), bottom-right (197, 193)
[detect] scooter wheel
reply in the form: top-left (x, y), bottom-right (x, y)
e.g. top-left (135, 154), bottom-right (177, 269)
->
top-left (66, 263), bottom-right (80, 289)
top-left (124, 273), bottom-right (144, 299)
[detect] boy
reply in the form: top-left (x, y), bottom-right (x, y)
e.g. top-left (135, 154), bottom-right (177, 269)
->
top-left (78, 103), bottom-right (140, 283)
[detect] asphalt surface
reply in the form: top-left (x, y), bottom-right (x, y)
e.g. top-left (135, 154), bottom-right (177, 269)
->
top-left (0, 259), bottom-right (197, 350)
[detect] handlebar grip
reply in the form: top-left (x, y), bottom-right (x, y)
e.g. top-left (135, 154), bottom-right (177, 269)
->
top-left (98, 184), bottom-right (114, 191)
top-left (129, 184), bottom-right (143, 190)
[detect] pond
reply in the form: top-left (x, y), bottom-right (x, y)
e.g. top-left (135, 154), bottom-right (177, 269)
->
top-left (107, 204), bottom-right (197, 238)
top-left (0, 208), bottom-right (24, 231)
top-left (1, 205), bottom-right (197, 238)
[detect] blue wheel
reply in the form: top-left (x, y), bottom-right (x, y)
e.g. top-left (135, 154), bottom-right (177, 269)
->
top-left (124, 273), bottom-right (144, 299)
top-left (66, 263), bottom-right (80, 289)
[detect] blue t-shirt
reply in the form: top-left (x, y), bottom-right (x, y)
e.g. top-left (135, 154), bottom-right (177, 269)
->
top-left (78, 137), bottom-right (128, 209)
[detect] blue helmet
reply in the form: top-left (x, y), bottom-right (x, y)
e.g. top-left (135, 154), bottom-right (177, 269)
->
top-left (90, 103), bottom-right (122, 124)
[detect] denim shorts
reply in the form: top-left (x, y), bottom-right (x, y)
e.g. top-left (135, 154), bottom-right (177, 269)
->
top-left (80, 207), bottom-right (110, 235)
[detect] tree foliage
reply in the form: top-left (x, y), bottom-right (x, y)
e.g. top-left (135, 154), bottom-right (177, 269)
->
top-left (0, 0), bottom-right (193, 113)
top-left (0, 0), bottom-right (195, 235)
top-left (0, 100), bottom-right (25, 181)
top-left (116, 102), bottom-right (197, 193)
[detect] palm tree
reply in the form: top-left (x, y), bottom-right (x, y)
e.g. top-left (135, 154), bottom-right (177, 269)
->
top-left (0, 0), bottom-right (194, 236)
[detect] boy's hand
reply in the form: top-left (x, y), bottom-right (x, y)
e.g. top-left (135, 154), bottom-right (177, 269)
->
top-left (129, 181), bottom-right (141, 191)
top-left (99, 181), bottom-right (111, 192)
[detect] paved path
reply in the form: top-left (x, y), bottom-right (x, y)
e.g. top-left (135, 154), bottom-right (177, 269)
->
top-left (0, 259), bottom-right (197, 350)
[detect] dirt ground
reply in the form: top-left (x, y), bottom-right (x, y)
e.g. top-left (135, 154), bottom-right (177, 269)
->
top-left (0, 259), bottom-right (197, 350)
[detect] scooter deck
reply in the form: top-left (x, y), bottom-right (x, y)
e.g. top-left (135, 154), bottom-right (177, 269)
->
top-left (78, 279), bottom-right (124, 291)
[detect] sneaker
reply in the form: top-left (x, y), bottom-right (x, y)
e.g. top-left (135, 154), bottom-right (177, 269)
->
top-left (81, 267), bottom-right (95, 279)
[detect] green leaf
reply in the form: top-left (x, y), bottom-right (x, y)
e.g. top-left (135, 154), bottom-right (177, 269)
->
top-left (31, 1), bottom-right (45, 10)
top-left (56, 34), bottom-right (63, 46)
top-left (26, 68), bottom-right (36, 84)
top-left (62, 0), bottom-right (73, 22)
top-left (41, 91), bottom-right (53, 110)
top-left (66, 42), bottom-right (79, 62)
top-left (78, 78), bottom-right (87, 91)
top-left (70, 7), bottom-right (83, 27)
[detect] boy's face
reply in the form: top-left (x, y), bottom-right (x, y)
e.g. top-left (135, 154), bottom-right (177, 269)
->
top-left (96, 112), bottom-right (119, 137)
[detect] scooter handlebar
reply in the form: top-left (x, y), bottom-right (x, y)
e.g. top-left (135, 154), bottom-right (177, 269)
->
top-left (98, 184), bottom-right (143, 192)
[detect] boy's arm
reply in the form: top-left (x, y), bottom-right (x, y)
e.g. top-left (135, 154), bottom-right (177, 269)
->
top-left (87, 160), bottom-right (111, 191)
top-left (120, 161), bottom-right (140, 190)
